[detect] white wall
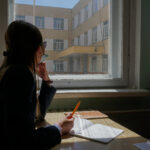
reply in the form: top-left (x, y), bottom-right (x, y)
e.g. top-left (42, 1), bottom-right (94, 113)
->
top-left (45, 17), bottom-right (53, 29)
top-left (49, 39), bottom-right (53, 50)
top-left (64, 18), bottom-right (68, 30)
top-left (88, 1), bottom-right (92, 18)
top-left (44, 39), bottom-right (53, 50)
top-left (74, 15), bottom-right (78, 28)
top-left (64, 40), bottom-right (68, 49)
top-left (74, 37), bottom-right (78, 45)
top-left (99, 0), bottom-right (104, 9)
top-left (80, 34), bottom-right (84, 46)
top-left (100, 0), bottom-right (104, 8)
top-left (88, 29), bottom-right (92, 45)
top-left (63, 60), bottom-right (68, 72)
top-left (46, 60), bottom-right (53, 72)
top-left (97, 23), bottom-right (103, 42)
top-left (80, 9), bottom-right (84, 24)
top-left (26, 16), bottom-right (33, 24)
top-left (44, 39), bottom-right (50, 50)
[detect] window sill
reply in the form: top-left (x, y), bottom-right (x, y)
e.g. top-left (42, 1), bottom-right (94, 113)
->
top-left (54, 89), bottom-right (150, 99)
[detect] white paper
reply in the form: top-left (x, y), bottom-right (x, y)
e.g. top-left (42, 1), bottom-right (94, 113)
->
top-left (134, 142), bottom-right (150, 150)
top-left (70, 117), bottom-right (124, 143)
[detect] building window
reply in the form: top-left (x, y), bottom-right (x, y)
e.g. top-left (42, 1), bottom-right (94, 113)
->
top-left (84, 32), bottom-right (88, 46)
top-left (53, 61), bottom-right (64, 72)
top-left (92, 27), bottom-right (97, 44)
top-left (15, 15), bottom-right (25, 21)
top-left (72, 17), bottom-right (74, 29)
top-left (92, 56), bottom-right (97, 72)
top-left (103, 21), bottom-right (109, 40)
top-left (77, 36), bottom-right (80, 45)
top-left (84, 5), bottom-right (88, 21)
top-left (92, 0), bottom-right (98, 15)
top-left (77, 12), bottom-right (80, 26)
top-left (53, 40), bottom-right (64, 51)
top-left (104, 0), bottom-right (109, 6)
top-left (72, 39), bottom-right (74, 46)
top-left (35, 16), bottom-right (44, 29)
top-left (102, 54), bottom-right (108, 73)
top-left (54, 18), bottom-right (64, 30)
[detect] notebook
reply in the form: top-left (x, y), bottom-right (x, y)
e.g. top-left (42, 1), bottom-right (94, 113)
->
top-left (70, 117), bottom-right (124, 143)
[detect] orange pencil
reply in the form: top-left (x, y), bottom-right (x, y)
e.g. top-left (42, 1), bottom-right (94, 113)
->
top-left (67, 101), bottom-right (81, 119)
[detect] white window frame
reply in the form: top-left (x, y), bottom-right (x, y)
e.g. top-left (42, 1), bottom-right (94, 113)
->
top-left (35, 16), bottom-right (44, 29)
top-left (77, 36), bottom-right (80, 46)
top-left (91, 56), bottom-right (97, 72)
top-left (54, 18), bottom-right (64, 30)
top-left (92, 26), bottom-right (97, 44)
top-left (84, 5), bottom-right (88, 21)
top-left (104, 0), bottom-right (109, 7)
top-left (92, 0), bottom-right (98, 15)
top-left (0, 0), bottom-right (141, 89)
top-left (84, 32), bottom-right (88, 46)
top-left (77, 12), bottom-right (80, 27)
top-left (103, 21), bottom-right (109, 40)
top-left (15, 15), bottom-right (25, 21)
top-left (53, 40), bottom-right (64, 51)
top-left (53, 61), bottom-right (64, 72)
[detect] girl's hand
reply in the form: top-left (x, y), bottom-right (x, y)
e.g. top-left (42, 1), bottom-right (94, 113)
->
top-left (58, 117), bottom-right (74, 135)
top-left (36, 62), bottom-right (50, 81)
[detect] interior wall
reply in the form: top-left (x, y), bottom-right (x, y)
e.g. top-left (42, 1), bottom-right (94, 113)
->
top-left (0, 0), bottom-right (8, 65)
top-left (140, 0), bottom-right (150, 89)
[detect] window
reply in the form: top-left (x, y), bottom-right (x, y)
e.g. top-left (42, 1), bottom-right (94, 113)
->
top-left (77, 36), bottom-right (80, 45)
top-left (53, 61), bottom-right (64, 72)
top-left (92, 27), bottom-right (97, 44)
top-left (35, 16), bottom-right (44, 29)
top-left (54, 18), bottom-right (64, 30)
top-left (15, 15), bottom-right (25, 21)
top-left (102, 54), bottom-right (108, 73)
top-left (84, 32), bottom-right (88, 46)
top-left (77, 12), bottom-right (80, 26)
top-left (91, 56), bottom-right (97, 72)
top-left (53, 40), bottom-right (64, 51)
top-left (72, 18), bottom-right (74, 29)
top-left (103, 21), bottom-right (108, 40)
top-left (7, 0), bottom-right (139, 88)
top-left (84, 5), bottom-right (88, 21)
top-left (92, 0), bottom-right (98, 15)
top-left (104, 0), bottom-right (109, 6)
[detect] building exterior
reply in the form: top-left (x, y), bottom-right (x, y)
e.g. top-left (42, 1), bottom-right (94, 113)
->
top-left (15, 0), bottom-right (109, 74)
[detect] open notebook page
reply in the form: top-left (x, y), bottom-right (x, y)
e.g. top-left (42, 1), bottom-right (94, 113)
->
top-left (70, 117), bottom-right (124, 143)
top-left (70, 117), bottom-right (93, 134)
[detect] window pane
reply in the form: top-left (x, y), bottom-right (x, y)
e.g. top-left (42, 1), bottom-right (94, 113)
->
top-left (54, 18), bottom-right (64, 30)
top-left (14, 0), bottom-right (123, 87)
top-left (16, 15), bottom-right (25, 21)
top-left (84, 5), bottom-right (88, 21)
top-left (35, 16), bottom-right (44, 29)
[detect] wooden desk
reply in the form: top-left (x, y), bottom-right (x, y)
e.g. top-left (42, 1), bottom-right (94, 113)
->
top-left (45, 112), bottom-right (148, 150)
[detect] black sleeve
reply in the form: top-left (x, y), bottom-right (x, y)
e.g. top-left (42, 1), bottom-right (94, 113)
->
top-left (38, 81), bottom-right (57, 118)
top-left (3, 66), bottom-right (61, 150)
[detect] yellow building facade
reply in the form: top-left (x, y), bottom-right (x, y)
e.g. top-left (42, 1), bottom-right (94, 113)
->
top-left (15, 0), bottom-right (109, 74)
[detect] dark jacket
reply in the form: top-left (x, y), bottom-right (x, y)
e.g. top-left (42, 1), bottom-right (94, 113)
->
top-left (0, 65), bottom-right (61, 150)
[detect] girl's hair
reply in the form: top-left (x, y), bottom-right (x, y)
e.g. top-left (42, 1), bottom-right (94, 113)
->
top-left (3, 20), bottom-right (43, 67)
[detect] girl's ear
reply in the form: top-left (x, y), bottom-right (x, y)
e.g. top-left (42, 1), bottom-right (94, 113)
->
top-left (36, 46), bottom-right (41, 54)
top-left (35, 46), bottom-right (42, 57)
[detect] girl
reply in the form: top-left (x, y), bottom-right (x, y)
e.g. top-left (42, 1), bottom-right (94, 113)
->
top-left (0, 20), bottom-right (74, 150)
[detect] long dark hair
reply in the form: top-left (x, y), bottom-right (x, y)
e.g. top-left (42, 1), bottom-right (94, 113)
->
top-left (2, 20), bottom-right (43, 68)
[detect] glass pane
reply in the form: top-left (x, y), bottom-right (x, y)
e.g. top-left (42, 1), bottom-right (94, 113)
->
top-left (14, 0), bottom-right (111, 76)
